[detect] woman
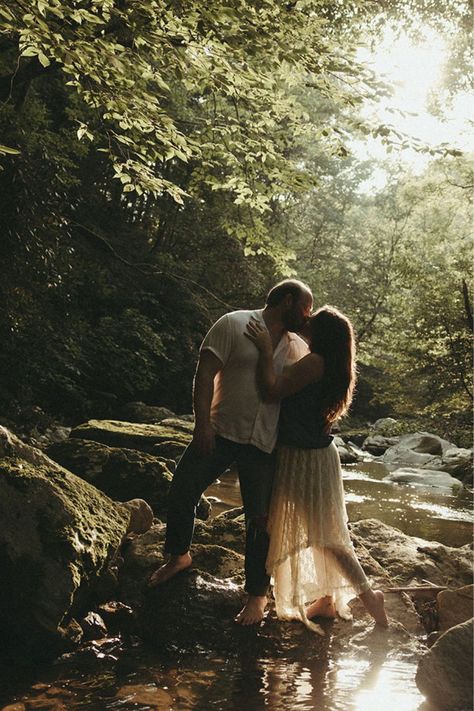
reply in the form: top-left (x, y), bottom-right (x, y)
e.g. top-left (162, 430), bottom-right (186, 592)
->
top-left (245, 305), bottom-right (388, 634)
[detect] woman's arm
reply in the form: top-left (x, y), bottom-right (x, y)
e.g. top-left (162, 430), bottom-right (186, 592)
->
top-left (245, 319), bottom-right (324, 401)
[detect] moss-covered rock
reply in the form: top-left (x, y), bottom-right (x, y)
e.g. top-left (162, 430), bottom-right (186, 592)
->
top-left (46, 437), bottom-right (211, 521)
top-left (47, 438), bottom-right (174, 518)
top-left (70, 419), bottom-right (192, 454)
top-left (0, 428), bottom-right (129, 658)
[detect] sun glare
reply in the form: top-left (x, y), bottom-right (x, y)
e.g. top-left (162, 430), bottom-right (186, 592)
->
top-left (353, 26), bottom-right (472, 190)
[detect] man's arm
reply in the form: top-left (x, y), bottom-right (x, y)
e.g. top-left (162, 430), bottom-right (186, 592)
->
top-left (192, 349), bottom-right (222, 455)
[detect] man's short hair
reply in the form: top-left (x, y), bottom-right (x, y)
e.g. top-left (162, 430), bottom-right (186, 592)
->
top-left (266, 279), bottom-right (312, 307)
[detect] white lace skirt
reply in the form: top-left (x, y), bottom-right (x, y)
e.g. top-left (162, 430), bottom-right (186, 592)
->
top-left (266, 441), bottom-right (369, 634)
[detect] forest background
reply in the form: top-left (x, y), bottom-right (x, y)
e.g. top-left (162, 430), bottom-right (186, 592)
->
top-left (0, 0), bottom-right (472, 445)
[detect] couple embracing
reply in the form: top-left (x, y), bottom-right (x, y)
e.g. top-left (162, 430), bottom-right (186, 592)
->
top-left (149, 280), bottom-right (388, 632)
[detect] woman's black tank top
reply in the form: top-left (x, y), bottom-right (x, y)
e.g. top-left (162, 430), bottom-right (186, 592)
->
top-left (278, 379), bottom-right (333, 449)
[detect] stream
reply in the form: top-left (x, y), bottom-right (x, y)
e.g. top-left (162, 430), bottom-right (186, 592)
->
top-left (1, 461), bottom-right (472, 711)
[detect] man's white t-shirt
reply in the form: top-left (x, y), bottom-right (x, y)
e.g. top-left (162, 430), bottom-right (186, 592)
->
top-left (200, 309), bottom-right (309, 454)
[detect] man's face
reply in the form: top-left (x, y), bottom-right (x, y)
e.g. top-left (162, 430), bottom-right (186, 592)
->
top-left (283, 293), bottom-right (313, 332)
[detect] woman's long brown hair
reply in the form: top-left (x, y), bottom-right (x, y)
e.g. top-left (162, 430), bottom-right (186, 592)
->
top-left (308, 305), bottom-right (357, 429)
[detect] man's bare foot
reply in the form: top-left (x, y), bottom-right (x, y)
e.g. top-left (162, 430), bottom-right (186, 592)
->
top-left (306, 595), bottom-right (337, 619)
top-left (147, 552), bottom-right (192, 588)
top-left (360, 589), bottom-right (389, 627)
top-left (234, 595), bottom-right (267, 625)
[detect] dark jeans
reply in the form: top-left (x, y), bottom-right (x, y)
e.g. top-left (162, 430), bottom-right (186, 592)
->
top-left (165, 435), bottom-right (275, 596)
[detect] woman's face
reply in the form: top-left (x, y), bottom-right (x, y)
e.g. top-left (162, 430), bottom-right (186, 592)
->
top-left (299, 316), bottom-right (316, 345)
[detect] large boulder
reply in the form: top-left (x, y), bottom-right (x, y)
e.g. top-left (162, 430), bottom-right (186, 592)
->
top-left (383, 432), bottom-right (456, 471)
top-left (47, 437), bottom-right (210, 521)
top-left (47, 439), bottom-right (173, 516)
top-left (70, 419), bottom-right (193, 455)
top-left (416, 618), bottom-right (473, 710)
top-left (0, 427), bottom-right (129, 657)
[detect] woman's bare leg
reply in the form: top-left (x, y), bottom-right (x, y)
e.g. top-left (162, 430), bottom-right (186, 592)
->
top-left (359, 589), bottom-right (389, 627)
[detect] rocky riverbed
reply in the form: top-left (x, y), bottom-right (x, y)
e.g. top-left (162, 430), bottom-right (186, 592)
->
top-left (0, 406), bottom-right (472, 710)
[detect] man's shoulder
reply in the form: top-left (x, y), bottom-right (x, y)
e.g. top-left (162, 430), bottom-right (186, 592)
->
top-left (223, 309), bottom-right (261, 325)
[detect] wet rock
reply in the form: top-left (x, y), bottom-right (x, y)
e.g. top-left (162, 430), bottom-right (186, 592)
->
top-left (416, 618), bottom-right (473, 710)
top-left (122, 499), bottom-right (154, 534)
top-left (437, 585), bottom-right (474, 632)
top-left (140, 569), bottom-right (247, 651)
top-left (70, 419), bottom-right (192, 454)
top-left (47, 438), bottom-right (210, 520)
top-left (383, 467), bottom-right (462, 489)
top-left (350, 519), bottom-right (473, 587)
top-left (61, 636), bottom-right (123, 663)
top-left (0, 427), bottom-right (129, 657)
top-left (383, 432), bottom-right (454, 472)
top-left (334, 436), bottom-right (358, 464)
top-left (80, 611), bottom-right (108, 641)
top-left (118, 402), bottom-right (176, 424)
top-left (98, 601), bottom-right (135, 634)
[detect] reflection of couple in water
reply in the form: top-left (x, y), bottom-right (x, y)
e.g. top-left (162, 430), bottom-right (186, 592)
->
top-left (149, 279), bottom-right (388, 632)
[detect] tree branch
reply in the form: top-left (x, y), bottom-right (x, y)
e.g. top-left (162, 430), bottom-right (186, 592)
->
top-left (462, 278), bottom-right (473, 331)
top-left (72, 221), bottom-right (237, 310)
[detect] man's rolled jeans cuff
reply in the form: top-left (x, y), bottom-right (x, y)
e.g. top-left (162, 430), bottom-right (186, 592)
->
top-left (164, 544), bottom-right (191, 556)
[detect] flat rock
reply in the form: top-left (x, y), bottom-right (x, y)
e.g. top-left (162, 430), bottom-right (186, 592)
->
top-left (383, 467), bottom-right (462, 489)
top-left (70, 419), bottom-right (192, 454)
top-left (350, 519), bottom-right (473, 588)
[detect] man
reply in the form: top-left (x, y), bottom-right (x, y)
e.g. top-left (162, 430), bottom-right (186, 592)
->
top-left (148, 279), bottom-right (313, 624)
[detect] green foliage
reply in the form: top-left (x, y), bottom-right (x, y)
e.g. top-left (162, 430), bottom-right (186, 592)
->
top-left (0, 0), bottom-right (471, 435)
top-left (289, 154), bottom-right (473, 428)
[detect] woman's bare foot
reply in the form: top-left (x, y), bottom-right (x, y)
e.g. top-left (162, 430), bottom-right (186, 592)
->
top-left (234, 595), bottom-right (267, 625)
top-left (360, 589), bottom-right (389, 627)
top-left (147, 552), bottom-right (192, 588)
top-left (306, 595), bottom-right (337, 619)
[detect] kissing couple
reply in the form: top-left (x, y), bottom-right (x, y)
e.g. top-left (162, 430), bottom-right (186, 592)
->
top-left (148, 279), bottom-right (388, 632)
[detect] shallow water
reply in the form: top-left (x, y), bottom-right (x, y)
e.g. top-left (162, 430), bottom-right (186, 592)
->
top-left (1, 461), bottom-right (471, 711)
top-left (209, 460), bottom-right (473, 548)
